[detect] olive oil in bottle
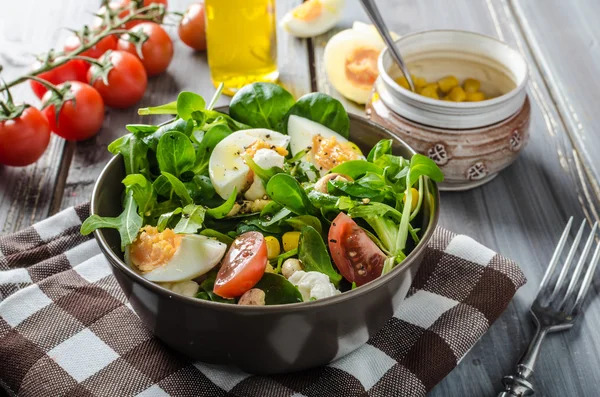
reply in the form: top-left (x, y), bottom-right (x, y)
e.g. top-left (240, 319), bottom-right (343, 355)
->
top-left (205, 0), bottom-right (278, 95)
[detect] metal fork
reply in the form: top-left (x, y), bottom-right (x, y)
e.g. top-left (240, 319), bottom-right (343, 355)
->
top-left (498, 218), bottom-right (600, 397)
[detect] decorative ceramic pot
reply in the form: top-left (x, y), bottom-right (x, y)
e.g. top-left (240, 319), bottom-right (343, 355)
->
top-left (366, 30), bottom-right (530, 191)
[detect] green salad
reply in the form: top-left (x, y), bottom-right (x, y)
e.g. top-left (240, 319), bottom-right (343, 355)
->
top-left (81, 82), bottom-right (443, 305)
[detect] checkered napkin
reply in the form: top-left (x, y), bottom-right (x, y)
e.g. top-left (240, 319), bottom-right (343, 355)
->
top-left (0, 204), bottom-right (525, 397)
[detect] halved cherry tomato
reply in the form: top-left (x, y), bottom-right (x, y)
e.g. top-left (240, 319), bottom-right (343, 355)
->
top-left (0, 107), bottom-right (51, 167)
top-left (63, 34), bottom-right (118, 70)
top-left (87, 50), bottom-right (147, 109)
top-left (29, 59), bottom-right (88, 99)
top-left (117, 22), bottom-right (173, 76)
top-left (328, 212), bottom-right (386, 286)
top-left (214, 231), bottom-right (267, 298)
top-left (42, 81), bottom-right (105, 141)
top-left (178, 3), bottom-right (206, 51)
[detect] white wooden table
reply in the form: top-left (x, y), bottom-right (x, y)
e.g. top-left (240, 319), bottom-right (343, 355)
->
top-left (1, 0), bottom-right (599, 395)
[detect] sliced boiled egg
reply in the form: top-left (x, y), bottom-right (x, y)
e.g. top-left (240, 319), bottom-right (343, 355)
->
top-left (280, 0), bottom-right (345, 38)
top-left (324, 22), bottom-right (399, 104)
top-left (125, 226), bottom-right (227, 283)
top-left (288, 115), bottom-right (363, 175)
top-left (209, 129), bottom-right (290, 200)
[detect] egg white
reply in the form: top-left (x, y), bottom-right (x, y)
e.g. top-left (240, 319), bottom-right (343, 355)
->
top-left (244, 148), bottom-right (286, 200)
top-left (324, 23), bottom-right (400, 104)
top-left (287, 115), bottom-right (363, 175)
top-left (280, 0), bottom-right (345, 38)
top-left (126, 234), bottom-right (227, 283)
top-left (209, 129), bottom-right (290, 200)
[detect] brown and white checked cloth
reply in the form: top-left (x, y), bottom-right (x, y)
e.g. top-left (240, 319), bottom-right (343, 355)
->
top-left (0, 204), bottom-right (525, 397)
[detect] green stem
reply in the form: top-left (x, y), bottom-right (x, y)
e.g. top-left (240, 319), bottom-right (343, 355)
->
top-left (25, 75), bottom-right (64, 96)
top-left (207, 83), bottom-right (224, 111)
top-left (138, 101), bottom-right (177, 115)
top-left (70, 55), bottom-right (104, 68)
top-left (0, 4), bottom-right (164, 92)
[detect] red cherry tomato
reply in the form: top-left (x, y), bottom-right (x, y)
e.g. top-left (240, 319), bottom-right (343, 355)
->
top-left (42, 82), bottom-right (105, 141)
top-left (29, 59), bottom-right (88, 99)
top-left (87, 50), bottom-right (147, 109)
top-left (0, 107), bottom-right (51, 167)
top-left (214, 232), bottom-right (267, 298)
top-left (178, 3), bottom-right (206, 51)
top-left (63, 34), bottom-right (118, 70)
top-left (328, 212), bottom-right (387, 286)
top-left (117, 22), bottom-right (173, 76)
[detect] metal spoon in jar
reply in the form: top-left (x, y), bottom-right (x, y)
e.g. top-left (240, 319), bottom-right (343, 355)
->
top-left (358, 0), bottom-right (416, 92)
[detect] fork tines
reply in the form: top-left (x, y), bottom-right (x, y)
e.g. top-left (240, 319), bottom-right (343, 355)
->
top-left (537, 218), bottom-right (600, 314)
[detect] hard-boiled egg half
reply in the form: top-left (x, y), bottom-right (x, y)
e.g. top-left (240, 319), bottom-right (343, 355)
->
top-left (288, 115), bottom-right (363, 176)
top-left (126, 226), bottom-right (227, 283)
top-left (280, 0), bottom-right (345, 38)
top-left (209, 129), bottom-right (290, 200)
top-left (324, 21), bottom-right (399, 104)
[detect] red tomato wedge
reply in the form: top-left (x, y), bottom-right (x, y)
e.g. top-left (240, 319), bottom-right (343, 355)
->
top-left (328, 212), bottom-right (387, 286)
top-left (214, 232), bottom-right (267, 298)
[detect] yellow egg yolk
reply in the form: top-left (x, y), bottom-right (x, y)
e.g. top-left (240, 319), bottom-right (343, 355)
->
top-left (292, 0), bottom-right (323, 21)
top-left (129, 226), bottom-right (182, 273)
top-left (244, 140), bottom-right (289, 158)
top-left (312, 135), bottom-right (360, 171)
top-left (345, 47), bottom-right (380, 88)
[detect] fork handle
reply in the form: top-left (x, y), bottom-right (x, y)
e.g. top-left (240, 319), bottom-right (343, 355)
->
top-left (497, 327), bottom-right (550, 396)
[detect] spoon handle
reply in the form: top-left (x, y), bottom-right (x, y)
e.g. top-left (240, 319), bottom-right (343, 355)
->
top-left (358, 0), bottom-right (415, 92)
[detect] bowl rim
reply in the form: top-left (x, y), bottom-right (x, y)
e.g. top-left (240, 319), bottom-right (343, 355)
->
top-left (92, 113), bottom-right (440, 313)
top-left (378, 29), bottom-right (529, 109)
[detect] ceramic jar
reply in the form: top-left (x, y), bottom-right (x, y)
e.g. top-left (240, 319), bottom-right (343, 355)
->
top-left (366, 30), bottom-right (530, 190)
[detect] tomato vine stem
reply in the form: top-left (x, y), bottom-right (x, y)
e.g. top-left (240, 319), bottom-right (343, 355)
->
top-left (0, 3), bottom-right (166, 92)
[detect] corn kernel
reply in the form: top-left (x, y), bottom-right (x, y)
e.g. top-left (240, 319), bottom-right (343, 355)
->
top-left (282, 231), bottom-right (301, 252)
top-left (466, 91), bottom-right (486, 102)
top-left (264, 236), bottom-right (281, 259)
top-left (395, 76), bottom-right (410, 90)
top-left (438, 75), bottom-right (459, 93)
top-left (395, 75), bottom-right (427, 90)
top-left (463, 78), bottom-right (481, 93)
top-left (403, 188), bottom-right (419, 212)
top-left (265, 262), bottom-right (275, 273)
top-left (419, 84), bottom-right (439, 99)
top-left (447, 86), bottom-right (467, 102)
top-left (413, 75), bottom-right (428, 88)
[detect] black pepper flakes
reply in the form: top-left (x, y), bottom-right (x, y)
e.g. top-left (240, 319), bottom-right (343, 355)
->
top-left (330, 239), bottom-right (337, 243)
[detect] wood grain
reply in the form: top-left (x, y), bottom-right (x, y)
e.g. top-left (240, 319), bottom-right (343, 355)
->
top-left (309, 0), bottom-right (600, 395)
top-left (58, 0), bottom-right (313, 210)
top-left (0, 0), bottom-right (91, 233)
top-left (511, 0), bottom-right (600, 215)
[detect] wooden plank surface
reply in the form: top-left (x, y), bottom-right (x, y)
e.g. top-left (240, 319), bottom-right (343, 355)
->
top-left (58, 0), bottom-right (313, 210)
top-left (511, 0), bottom-right (600, 206)
top-left (310, 0), bottom-right (600, 396)
top-left (0, 0), bottom-right (91, 233)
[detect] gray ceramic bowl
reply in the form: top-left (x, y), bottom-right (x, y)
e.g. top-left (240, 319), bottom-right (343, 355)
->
top-left (91, 111), bottom-right (440, 374)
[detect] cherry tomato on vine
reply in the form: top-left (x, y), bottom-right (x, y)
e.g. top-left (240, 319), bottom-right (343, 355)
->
top-left (29, 59), bottom-right (88, 99)
top-left (42, 82), bottom-right (105, 141)
top-left (94, 0), bottom-right (168, 30)
top-left (117, 22), bottom-right (173, 76)
top-left (214, 232), bottom-right (267, 298)
top-left (87, 50), bottom-right (147, 109)
top-left (328, 212), bottom-right (387, 286)
top-left (178, 3), bottom-right (207, 51)
top-left (63, 34), bottom-right (118, 70)
top-left (0, 107), bottom-right (51, 167)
